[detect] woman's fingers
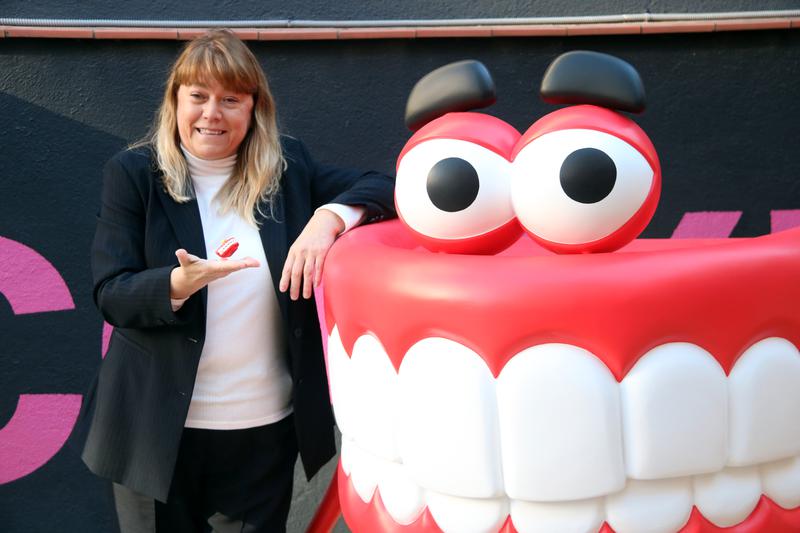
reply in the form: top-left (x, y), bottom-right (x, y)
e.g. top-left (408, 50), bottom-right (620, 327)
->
top-left (175, 248), bottom-right (203, 267)
top-left (313, 249), bottom-right (325, 288)
top-left (281, 210), bottom-right (342, 299)
top-left (302, 253), bottom-right (316, 299)
top-left (281, 237), bottom-right (314, 300)
top-left (279, 254), bottom-right (294, 294)
top-left (290, 253), bottom-right (305, 300)
top-left (175, 248), bottom-right (191, 267)
top-left (172, 247), bottom-right (258, 301)
top-left (282, 248), bottom-right (330, 300)
top-left (239, 256), bottom-right (260, 269)
top-left (207, 257), bottom-right (260, 280)
top-left (280, 250), bottom-right (313, 300)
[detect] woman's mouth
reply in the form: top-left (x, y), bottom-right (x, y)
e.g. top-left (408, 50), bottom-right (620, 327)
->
top-left (196, 127), bottom-right (226, 136)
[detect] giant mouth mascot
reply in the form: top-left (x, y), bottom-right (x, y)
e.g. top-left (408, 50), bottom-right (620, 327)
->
top-left (319, 51), bottom-right (800, 532)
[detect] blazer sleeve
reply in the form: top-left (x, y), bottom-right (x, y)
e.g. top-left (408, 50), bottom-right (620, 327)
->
top-left (298, 139), bottom-right (396, 224)
top-left (91, 153), bottom-right (187, 329)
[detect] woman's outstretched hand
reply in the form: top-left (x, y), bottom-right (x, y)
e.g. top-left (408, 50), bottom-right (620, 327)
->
top-left (170, 248), bottom-right (260, 300)
top-left (280, 209), bottom-right (344, 301)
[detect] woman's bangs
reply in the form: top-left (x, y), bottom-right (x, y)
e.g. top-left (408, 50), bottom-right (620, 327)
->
top-left (175, 47), bottom-right (257, 94)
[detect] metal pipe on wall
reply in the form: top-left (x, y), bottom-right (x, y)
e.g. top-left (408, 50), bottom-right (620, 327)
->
top-left (2, 10), bottom-right (800, 28)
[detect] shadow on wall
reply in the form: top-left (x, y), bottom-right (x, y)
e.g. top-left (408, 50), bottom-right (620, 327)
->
top-left (0, 90), bottom-right (123, 532)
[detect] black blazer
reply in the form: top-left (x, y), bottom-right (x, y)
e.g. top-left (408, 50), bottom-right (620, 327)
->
top-left (73, 137), bottom-right (395, 502)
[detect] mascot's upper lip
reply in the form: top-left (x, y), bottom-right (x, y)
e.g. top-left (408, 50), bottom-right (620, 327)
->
top-left (324, 220), bottom-right (800, 380)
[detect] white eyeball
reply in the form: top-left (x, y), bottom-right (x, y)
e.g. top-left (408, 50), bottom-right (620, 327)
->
top-left (511, 129), bottom-right (655, 247)
top-left (396, 138), bottom-right (515, 242)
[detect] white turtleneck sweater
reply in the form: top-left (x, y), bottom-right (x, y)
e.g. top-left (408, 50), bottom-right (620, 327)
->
top-left (179, 147), bottom-right (363, 429)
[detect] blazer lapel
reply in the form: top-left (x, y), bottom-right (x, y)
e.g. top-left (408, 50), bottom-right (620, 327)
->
top-left (155, 177), bottom-right (209, 310)
top-left (155, 182), bottom-right (207, 259)
top-left (258, 190), bottom-right (289, 323)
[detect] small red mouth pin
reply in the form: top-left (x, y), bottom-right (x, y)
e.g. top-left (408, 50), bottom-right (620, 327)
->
top-left (215, 237), bottom-right (239, 259)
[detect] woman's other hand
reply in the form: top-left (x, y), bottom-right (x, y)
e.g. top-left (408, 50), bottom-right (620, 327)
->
top-left (280, 209), bottom-right (344, 300)
top-left (170, 249), bottom-right (260, 300)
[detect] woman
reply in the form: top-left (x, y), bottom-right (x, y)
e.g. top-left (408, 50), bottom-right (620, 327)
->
top-left (73, 29), bottom-right (395, 532)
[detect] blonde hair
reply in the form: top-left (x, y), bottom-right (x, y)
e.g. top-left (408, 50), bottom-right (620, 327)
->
top-left (141, 29), bottom-right (285, 225)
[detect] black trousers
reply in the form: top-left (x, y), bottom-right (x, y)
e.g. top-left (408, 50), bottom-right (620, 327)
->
top-left (114, 414), bottom-right (298, 533)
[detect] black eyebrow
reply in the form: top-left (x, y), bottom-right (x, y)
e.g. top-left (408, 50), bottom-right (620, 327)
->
top-left (405, 60), bottom-right (496, 131)
top-left (540, 50), bottom-right (646, 113)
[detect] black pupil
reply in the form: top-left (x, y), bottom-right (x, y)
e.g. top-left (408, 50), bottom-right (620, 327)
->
top-left (426, 157), bottom-right (480, 212)
top-left (559, 148), bottom-right (616, 204)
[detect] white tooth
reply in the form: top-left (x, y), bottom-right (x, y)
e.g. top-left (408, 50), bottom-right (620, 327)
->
top-left (496, 344), bottom-right (624, 501)
top-left (340, 436), bottom-right (353, 476)
top-left (347, 440), bottom-right (382, 503)
top-left (693, 465), bottom-right (761, 527)
top-left (510, 498), bottom-right (604, 533)
top-left (349, 334), bottom-right (400, 461)
top-left (377, 462), bottom-right (425, 525)
top-left (605, 478), bottom-right (693, 533)
top-left (761, 456), bottom-right (800, 509)
top-left (426, 491), bottom-right (509, 533)
top-left (620, 343), bottom-right (727, 479)
top-left (327, 326), bottom-right (356, 438)
top-left (728, 337), bottom-right (800, 465)
top-left (397, 338), bottom-right (503, 498)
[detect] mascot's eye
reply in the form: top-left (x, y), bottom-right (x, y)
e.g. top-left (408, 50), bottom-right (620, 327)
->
top-left (396, 139), bottom-right (518, 254)
top-left (511, 129), bottom-right (656, 253)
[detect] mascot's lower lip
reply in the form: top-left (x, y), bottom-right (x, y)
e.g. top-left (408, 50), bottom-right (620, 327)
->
top-left (324, 220), bottom-right (800, 380)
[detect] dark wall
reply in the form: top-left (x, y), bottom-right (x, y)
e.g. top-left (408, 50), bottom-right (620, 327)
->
top-left (1, 26), bottom-right (799, 532)
top-left (3, 0), bottom-right (800, 19)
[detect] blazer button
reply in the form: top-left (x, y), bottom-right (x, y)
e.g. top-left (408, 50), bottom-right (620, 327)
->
top-left (187, 337), bottom-right (198, 343)
top-left (293, 328), bottom-right (303, 339)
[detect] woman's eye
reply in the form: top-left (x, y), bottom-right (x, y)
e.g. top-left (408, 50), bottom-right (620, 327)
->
top-left (395, 139), bottom-right (519, 254)
top-left (511, 129), bottom-right (657, 253)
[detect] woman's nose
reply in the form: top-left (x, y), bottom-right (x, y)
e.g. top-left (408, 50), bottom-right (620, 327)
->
top-left (203, 100), bottom-right (222, 120)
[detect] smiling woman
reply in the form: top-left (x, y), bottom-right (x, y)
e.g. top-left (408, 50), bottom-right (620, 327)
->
top-left (146, 31), bottom-right (284, 228)
top-left (71, 29), bottom-right (395, 533)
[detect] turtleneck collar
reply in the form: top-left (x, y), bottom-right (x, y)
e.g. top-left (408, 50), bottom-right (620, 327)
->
top-left (181, 144), bottom-right (237, 180)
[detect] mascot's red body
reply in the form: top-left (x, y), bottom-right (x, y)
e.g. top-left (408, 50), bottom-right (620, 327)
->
top-left (317, 52), bottom-right (800, 533)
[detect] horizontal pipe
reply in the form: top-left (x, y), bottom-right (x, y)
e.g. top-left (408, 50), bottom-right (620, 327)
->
top-left (2, 10), bottom-right (800, 28)
top-left (2, 16), bottom-right (798, 40)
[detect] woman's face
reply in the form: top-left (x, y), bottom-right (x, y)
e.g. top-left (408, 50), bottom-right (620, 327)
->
top-left (176, 81), bottom-right (254, 160)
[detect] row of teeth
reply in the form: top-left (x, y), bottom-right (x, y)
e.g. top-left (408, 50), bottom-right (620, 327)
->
top-left (327, 330), bottom-right (800, 524)
top-left (197, 128), bottom-right (224, 135)
top-left (342, 440), bottom-right (800, 532)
